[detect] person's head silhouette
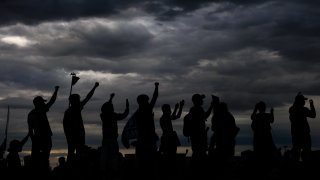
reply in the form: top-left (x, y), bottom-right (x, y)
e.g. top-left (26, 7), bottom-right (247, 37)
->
top-left (192, 94), bottom-right (205, 106)
top-left (161, 104), bottom-right (171, 115)
top-left (33, 96), bottom-right (46, 109)
top-left (256, 101), bottom-right (266, 113)
top-left (8, 140), bottom-right (22, 153)
top-left (294, 92), bottom-right (307, 107)
top-left (137, 94), bottom-right (149, 108)
top-left (69, 94), bottom-right (81, 107)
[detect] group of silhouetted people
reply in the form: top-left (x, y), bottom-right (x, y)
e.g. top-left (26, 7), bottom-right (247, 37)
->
top-left (0, 80), bottom-right (318, 179)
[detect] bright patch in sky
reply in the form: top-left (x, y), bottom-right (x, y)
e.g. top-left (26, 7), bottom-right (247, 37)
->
top-left (1, 36), bottom-right (34, 47)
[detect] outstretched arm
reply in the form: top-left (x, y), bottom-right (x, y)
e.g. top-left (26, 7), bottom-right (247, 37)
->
top-left (204, 95), bottom-right (217, 120)
top-left (150, 82), bottom-right (159, 109)
top-left (46, 86), bottom-right (59, 109)
top-left (171, 103), bottom-right (179, 117)
top-left (115, 99), bottom-right (130, 120)
top-left (81, 82), bottom-right (99, 106)
top-left (172, 100), bottom-right (185, 120)
top-left (20, 133), bottom-right (30, 147)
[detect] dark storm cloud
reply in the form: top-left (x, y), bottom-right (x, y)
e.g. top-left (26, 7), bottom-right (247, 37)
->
top-left (1, 0), bottom-right (320, 153)
top-left (0, 0), bottom-right (214, 25)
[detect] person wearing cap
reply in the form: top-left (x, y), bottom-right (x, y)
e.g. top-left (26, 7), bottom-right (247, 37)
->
top-left (100, 93), bottom-right (129, 179)
top-left (289, 92), bottom-right (316, 161)
top-left (188, 93), bottom-right (214, 166)
top-left (27, 86), bottom-right (59, 167)
top-left (63, 82), bottom-right (99, 164)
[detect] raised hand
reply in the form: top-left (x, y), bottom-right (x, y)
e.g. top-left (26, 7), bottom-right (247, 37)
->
top-left (180, 100), bottom-right (185, 107)
top-left (126, 99), bottom-right (129, 108)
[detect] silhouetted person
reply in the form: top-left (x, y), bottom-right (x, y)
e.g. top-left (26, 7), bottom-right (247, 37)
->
top-left (100, 93), bottom-right (129, 179)
top-left (52, 157), bottom-right (69, 180)
top-left (6, 133), bottom-right (29, 170)
top-left (251, 101), bottom-right (277, 160)
top-left (188, 94), bottom-right (214, 173)
top-left (28, 86), bottom-right (59, 167)
top-left (289, 92), bottom-right (316, 161)
top-left (159, 100), bottom-right (184, 175)
top-left (159, 100), bottom-right (184, 156)
top-left (211, 102), bottom-right (239, 162)
top-left (63, 82), bottom-right (99, 164)
top-left (135, 82), bottom-right (159, 179)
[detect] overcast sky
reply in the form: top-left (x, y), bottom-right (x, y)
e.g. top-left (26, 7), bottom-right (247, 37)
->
top-left (1, 0), bottom-right (320, 161)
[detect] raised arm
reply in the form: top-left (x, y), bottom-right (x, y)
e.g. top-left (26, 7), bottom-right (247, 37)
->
top-left (204, 95), bottom-right (217, 120)
top-left (251, 103), bottom-right (258, 120)
top-left (171, 103), bottom-right (179, 116)
top-left (115, 99), bottom-right (130, 120)
top-left (46, 86), bottom-right (59, 109)
top-left (150, 82), bottom-right (159, 109)
top-left (81, 82), bottom-right (99, 106)
top-left (172, 100), bottom-right (185, 120)
top-left (307, 99), bottom-right (316, 118)
top-left (20, 133), bottom-right (30, 147)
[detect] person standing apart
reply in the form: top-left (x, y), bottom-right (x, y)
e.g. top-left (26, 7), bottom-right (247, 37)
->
top-left (289, 92), bottom-right (316, 161)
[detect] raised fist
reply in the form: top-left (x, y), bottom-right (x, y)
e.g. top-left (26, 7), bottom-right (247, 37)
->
top-left (126, 99), bottom-right (129, 108)
top-left (180, 100), bottom-right (185, 106)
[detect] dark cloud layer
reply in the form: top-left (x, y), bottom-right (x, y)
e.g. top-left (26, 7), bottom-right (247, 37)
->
top-left (1, 0), bottom-right (320, 158)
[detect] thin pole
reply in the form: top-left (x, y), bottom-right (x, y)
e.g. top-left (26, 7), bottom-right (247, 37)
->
top-left (5, 105), bottom-right (9, 140)
top-left (69, 76), bottom-right (73, 107)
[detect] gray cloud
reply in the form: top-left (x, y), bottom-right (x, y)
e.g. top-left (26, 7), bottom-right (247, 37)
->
top-left (1, 1), bottom-right (320, 159)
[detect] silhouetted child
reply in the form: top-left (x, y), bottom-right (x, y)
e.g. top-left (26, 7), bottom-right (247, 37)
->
top-left (6, 134), bottom-right (29, 170)
top-left (100, 93), bottom-right (129, 179)
top-left (251, 101), bottom-right (276, 160)
top-left (63, 82), bottom-right (99, 164)
top-left (52, 157), bottom-right (69, 180)
top-left (289, 92), bottom-right (316, 161)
